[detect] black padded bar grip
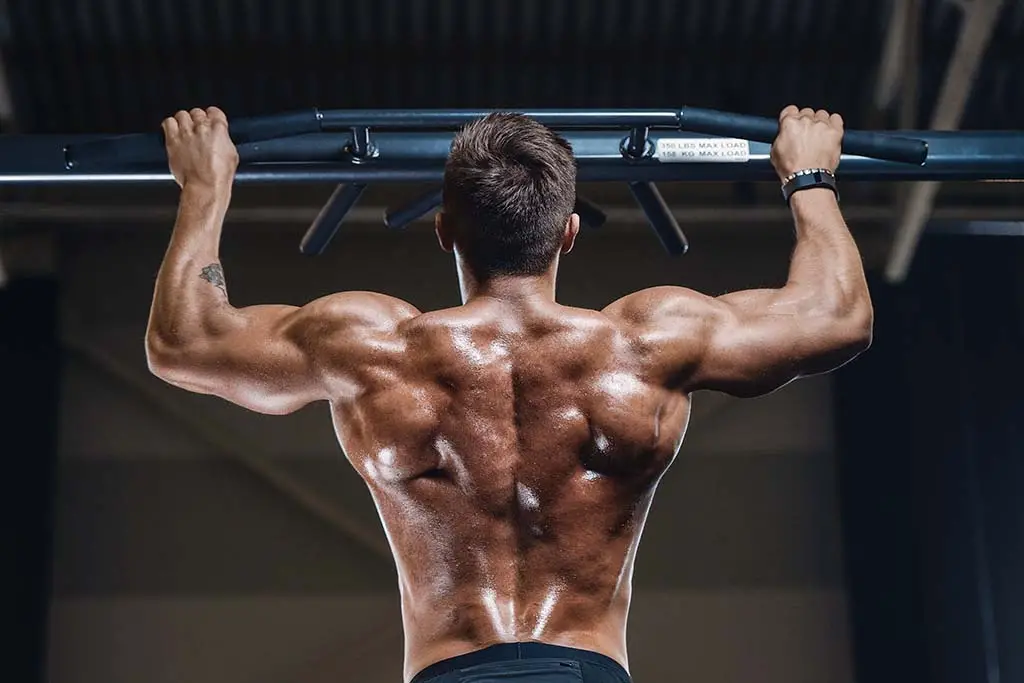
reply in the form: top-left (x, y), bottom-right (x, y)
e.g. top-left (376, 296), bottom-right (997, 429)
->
top-left (678, 107), bottom-right (928, 165)
top-left (64, 109), bottom-right (324, 169)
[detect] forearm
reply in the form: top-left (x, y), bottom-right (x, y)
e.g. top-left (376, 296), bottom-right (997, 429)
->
top-left (147, 183), bottom-right (239, 352)
top-left (783, 189), bottom-right (870, 318)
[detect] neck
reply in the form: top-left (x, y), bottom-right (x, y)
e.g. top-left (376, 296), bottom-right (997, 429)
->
top-left (456, 253), bottom-right (559, 305)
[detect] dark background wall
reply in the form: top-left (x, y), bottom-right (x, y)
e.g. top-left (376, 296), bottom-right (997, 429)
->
top-left (2, 278), bottom-right (59, 683)
top-left (836, 236), bottom-right (1024, 683)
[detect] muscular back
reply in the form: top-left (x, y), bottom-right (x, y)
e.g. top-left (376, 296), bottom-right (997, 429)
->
top-left (150, 278), bottom-right (869, 681)
top-left (329, 300), bottom-right (691, 677)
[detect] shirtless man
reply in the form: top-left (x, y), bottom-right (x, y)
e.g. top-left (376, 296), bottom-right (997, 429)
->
top-left (146, 105), bottom-right (872, 683)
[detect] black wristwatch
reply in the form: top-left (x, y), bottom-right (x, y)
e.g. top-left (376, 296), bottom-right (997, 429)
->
top-left (781, 168), bottom-right (839, 204)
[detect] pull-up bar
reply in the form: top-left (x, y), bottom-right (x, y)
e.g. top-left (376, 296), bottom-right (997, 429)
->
top-left (61, 107), bottom-right (929, 168)
top-left (0, 106), bottom-right (1020, 256)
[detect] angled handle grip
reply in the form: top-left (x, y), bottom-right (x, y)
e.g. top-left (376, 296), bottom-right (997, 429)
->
top-left (64, 109), bottom-right (324, 169)
top-left (678, 107), bottom-right (928, 165)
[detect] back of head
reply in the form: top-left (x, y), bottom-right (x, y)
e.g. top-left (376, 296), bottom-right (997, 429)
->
top-left (442, 113), bottom-right (577, 278)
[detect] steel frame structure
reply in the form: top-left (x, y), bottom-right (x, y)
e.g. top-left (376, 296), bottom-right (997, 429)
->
top-left (884, 0), bottom-right (1007, 282)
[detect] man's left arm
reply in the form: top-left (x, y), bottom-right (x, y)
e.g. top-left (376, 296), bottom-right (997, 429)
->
top-left (145, 107), bottom-right (417, 415)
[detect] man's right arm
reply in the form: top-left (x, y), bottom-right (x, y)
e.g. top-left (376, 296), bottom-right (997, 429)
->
top-left (604, 107), bottom-right (873, 398)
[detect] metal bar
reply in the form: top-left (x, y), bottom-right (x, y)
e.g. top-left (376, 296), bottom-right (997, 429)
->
top-left (885, 0), bottom-right (1006, 282)
top-left (299, 183), bottom-right (368, 255)
top-left (384, 188), bottom-right (444, 230)
top-left (2, 130), bottom-right (1022, 185)
top-left (64, 106), bottom-right (930, 168)
top-left (54, 104), bottom-right (930, 162)
top-left (301, 126), bottom-right (378, 254)
top-left (628, 181), bottom-right (688, 254)
top-left (320, 108), bottom-right (686, 129)
top-left (62, 108), bottom-right (685, 169)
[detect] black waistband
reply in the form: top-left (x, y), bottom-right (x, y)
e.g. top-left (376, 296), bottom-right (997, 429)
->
top-left (411, 642), bottom-right (627, 683)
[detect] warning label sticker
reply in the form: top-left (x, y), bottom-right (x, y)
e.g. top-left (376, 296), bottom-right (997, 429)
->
top-left (655, 138), bottom-right (750, 163)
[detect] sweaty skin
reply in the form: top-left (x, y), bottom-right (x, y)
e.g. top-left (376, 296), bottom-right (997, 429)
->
top-left (147, 106), bottom-right (872, 682)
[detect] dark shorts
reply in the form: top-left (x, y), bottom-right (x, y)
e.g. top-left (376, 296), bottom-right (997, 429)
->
top-left (411, 642), bottom-right (631, 683)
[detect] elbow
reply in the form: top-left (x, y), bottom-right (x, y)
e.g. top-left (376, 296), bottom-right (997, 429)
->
top-left (831, 295), bottom-right (874, 359)
top-left (145, 331), bottom-right (193, 384)
top-left (847, 286), bottom-right (874, 348)
top-left (843, 310), bottom-right (873, 357)
top-left (800, 289), bottom-right (873, 371)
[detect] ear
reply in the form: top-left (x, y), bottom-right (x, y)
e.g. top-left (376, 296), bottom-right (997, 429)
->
top-left (435, 212), bottom-right (455, 253)
top-left (561, 213), bottom-right (580, 254)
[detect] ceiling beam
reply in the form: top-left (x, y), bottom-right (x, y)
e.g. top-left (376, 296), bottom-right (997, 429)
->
top-left (885, 0), bottom-right (1006, 283)
top-left (898, 0), bottom-right (923, 129)
top-left (875, 0), bottom-right (919, 112)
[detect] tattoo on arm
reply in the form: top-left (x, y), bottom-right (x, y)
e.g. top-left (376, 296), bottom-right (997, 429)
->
top-left (199, 263), bottom-right (227, 296)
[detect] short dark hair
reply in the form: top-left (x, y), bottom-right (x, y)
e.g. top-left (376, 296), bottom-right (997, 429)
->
top-left (442, 113), bottom-right (577, 277)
